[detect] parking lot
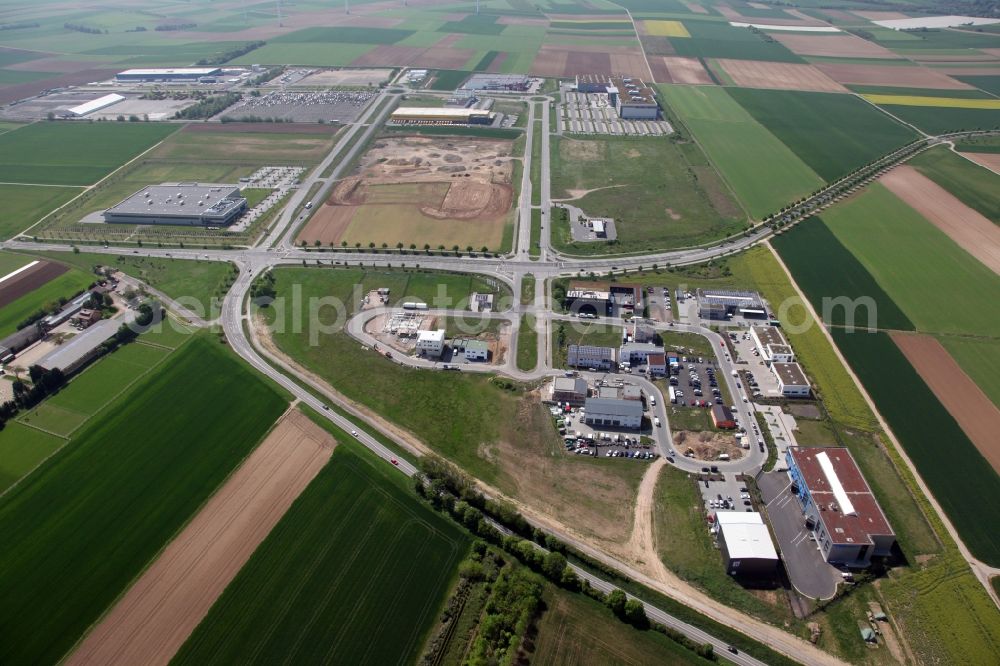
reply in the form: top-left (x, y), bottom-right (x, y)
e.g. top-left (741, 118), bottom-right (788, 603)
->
top-left (552, 391), bottom-right (659, 462)
top-left (559, 91), bottom-right (673, 136)
top-left (728, 329), bottom-right (781, 397)
top-left (646, 286), bottom-right (673, 323)
top-left (220, 89), bottom-right (376, 123)
top-left (693, 468), bottom-right (755, 514)
top-left (667, 356), bottom-right (729, 410)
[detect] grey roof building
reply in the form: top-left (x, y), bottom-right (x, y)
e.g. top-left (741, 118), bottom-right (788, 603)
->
top-left (36, 318), bottom-right (124, 375)
top-left (104, 184), bottom-right (246, 227)
top-left (583, 397), bottom-right (643, 429)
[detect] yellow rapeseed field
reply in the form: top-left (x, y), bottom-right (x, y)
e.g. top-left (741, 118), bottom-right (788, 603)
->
top-left (643, 20), bottom-right (691, 38)
top-left (862, 94), bottom-right (1000, 109)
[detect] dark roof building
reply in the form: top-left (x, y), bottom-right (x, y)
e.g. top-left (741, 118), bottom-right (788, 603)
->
top-left (712, 404), bottom-right (736, 429)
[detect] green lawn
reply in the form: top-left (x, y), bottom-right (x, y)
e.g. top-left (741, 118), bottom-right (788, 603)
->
top-left (908, 145), bottom-right (1000, 224)
top-left (0, 336), bottom-right (287, 665)
top-left (521, 274), bottom-right (535, 306)
top-left (0, 184), bottom-right (81, 240)
top-left (821, 184), bottom-right (1000, 338)
top-left (241, 187), bottom-right (273, 209)
top-left (550, 134), bottom-right (745, 253)
top-left (176, 441), bottom-right (468, 666)
top-left (0, 266), bottom-right (94, 337)
top-left (0, 122), bottom-right (177, 185)
top-left (517, 314), bottom-right (538, 371)
top-left (662, 84), bottom-right (823, 219)
top-left (36, 252), bottom-right (235, 320)
top-left (726, 88), bottom-right (918, 182)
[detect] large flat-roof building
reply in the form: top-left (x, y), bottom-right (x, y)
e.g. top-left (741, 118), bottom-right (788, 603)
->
top-left (116, 67), bottom-right (222, 82)
top-left (583, 397), bottom-right (643, 430)
top-left (772, 362), bottom-right (811, 397)
top-left (608, 76), bottom-right (659, 120)
top-left (565, 281), bottom-right (642, 317)
top-left (459, 73), bottom-right (530, 92)
top-left (103, 184), bottom-right (246, 227)
top-left (567, 344), bottom-right (615, 371)
top-left (551, 376), bottom-right (589, 405)
top-left (619, 342), bottom-right (663, 366)
top-left (416, 329), bottom-right (445, 358)
top-left (750, 325), bottom-right (794, 364)
top-left (62, 93), bottom-right (125, 118)
top-left (714, 511), bottom-right (779, 576)
top-left (696, 289), bottom-right (767, 320)
top-left (787, 447), bottom-right (896, 567)
top-left (36, 318), bottom-right (123, 375)
top-left (390, 106), bottom-right (494, 125)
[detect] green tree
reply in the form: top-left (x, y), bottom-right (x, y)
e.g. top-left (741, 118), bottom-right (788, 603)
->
top-left (624, 598), bottom-right (648, 628)
top-left (606, 589), bottom-right (627, 618)
top-left (542, 551), bottom-right (567, 581)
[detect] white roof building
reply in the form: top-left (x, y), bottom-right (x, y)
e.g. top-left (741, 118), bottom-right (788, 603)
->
top-left (65, 93), bottom-right (125, 117)
top-left (415, 329), bottom-right (445, 358)
top-left (715, 511), bottom-right (779, 576)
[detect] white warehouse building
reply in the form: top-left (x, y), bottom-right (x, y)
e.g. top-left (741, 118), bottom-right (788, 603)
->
top-left (415, 329), bottom-right (445, 358)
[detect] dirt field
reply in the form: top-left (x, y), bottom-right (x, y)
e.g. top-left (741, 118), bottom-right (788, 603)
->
top-left (851, 10), bottom-right (909, 20)
top-left (960, 151), bottom-right (1000, 175)
top-left (672, 430), bottom-right (745, 461)
top-left (0, 260), bottom-right (67, 308)
top-left (66, 410), bottom-right (334, 666)
top-left (772, 33), bottom-right (901, 59)
top-left (650, 56), bottom-right (713, 84)
top-left (180, 122), bottom-right (338, 135)
top-left (814, 63), bottom-right (972, 89)
top-left (715, 59), bottom-right (847, 92)
top-left (299, 136), bottom-right (514, 250)
top-left (684, 1), bottom-right (709, 13)
top-left (532, 45), bottom-right (648, 78)
top-left (295, 68), bottom-right (393, 87)
top-left (891, 333), bottom-right (1000, 475)
top-left (0, 68), bottom-right (120, 106)
top-left (350, 44), bottom-right (473, 69)
top-left (881, 165), bottom-right (1000, 275)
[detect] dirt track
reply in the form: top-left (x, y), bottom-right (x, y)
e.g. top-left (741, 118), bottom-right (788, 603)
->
top-left (881, 165), bottom-right (1000, 275)
top-left (891, 333), bottom-right (1000, 475)
top-left (66, 410), bottom-right (334, 666)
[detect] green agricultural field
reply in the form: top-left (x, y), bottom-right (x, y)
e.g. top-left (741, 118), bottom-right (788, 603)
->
top-left (668, 18), bottom-right (805, 62)
top-left (956, 75), bottom-right (1000, 96)
top-left (551, 321), bottom-right (622, 368)
top-left (0, 122), bottom-right (177, 186)
top-left (954, 134), bottom-right (1000, 153)
top-left (662, 85), bottom-right (823, 219)
top-left (427, 70), bottom-right (473, 91)
top-left (549, 135), bottom-right (745, 253)
top-left (0, 266), bottom-right (94, 337)
top-left (939, 336), bottom-right (1000, 409)
top-left (831, 328), bottom-right (1000, 567)
top-left (908, 146), bottom-right (1000, 224)
top-left (534, 584), bottom-right (712, 665)
top-left (821, 185), bottom-right (1000, 338)
top-left (0, 423), bottom-right (63, 494)
top-left (871, 104), bottom-right (1000, 134)
top-left (0, 184), bottom-right (81, 240)
top-left (0, 336), bottom-right (287, 665)
top-left (151, 127), bottom-right (338, 165)
top-left (771, 218), bottom-right (914, 331)
top-left (37, 252), bottom-right (236, 320)
top-left (726, 88), bottom-right (918, 182)
top-left (175, 441), bottom-right (468, 666)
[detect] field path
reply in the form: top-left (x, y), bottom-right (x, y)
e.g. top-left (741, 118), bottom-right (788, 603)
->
top-left (881, 165), bottom-right (1000, 276)
top-left (890, 332), bottom-right (1000, 475)
top-left (627, 457), bottom-right (673, 582)
top-left (66, 409), bottom-right (334, 666)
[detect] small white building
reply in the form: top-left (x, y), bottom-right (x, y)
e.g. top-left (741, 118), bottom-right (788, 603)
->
top-left (750, 325), bottom-right (795, 364)
top-left (714, 511), bottom-right (779, 576)
top-left (772, 362), bottom-right (811, 397)
top-left (416, 329), bottom-right (445, 358)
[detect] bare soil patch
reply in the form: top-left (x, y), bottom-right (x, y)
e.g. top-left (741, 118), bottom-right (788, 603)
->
top-left (566, 51), bottom-right (614, 77)
top-left (960, 151), bottom-right (1000, 176)
top-left (673, 430), bottom-right (745, 461)
top-left (851, 10), bottom-right (909, 20)
top-left (881, 165), bottom-right (1000, 275)
top-left (716, 59), bottom-right (847, 92)
top-left (0, 260), bottom-right (67, 308)
top-left (181, 122), bottom-right (338, 135)
top-left (298, 203), bottom-right (358, 246)
top-left (67, 409), bottom-right (334, 666)
top-left (611, 53), bottom-right (653, 79)
top-left (891, 333), bottom-right (1000, 475)
top-left (661, 56), bottom-right (713, 84)
top-left (814, 62), bottom-right (972, 89)
top-left (531, 49), bottom-right (569, 78)
top-left (350, 44), bottom-right (473, 69)
top-left (934, 65), bottom-right (1000, 75)
top-left (772, 33), bottom-right (901, 59)
top-left (684, 1), bottom-right (708, 13)
top-left (497, 16), bottom-right (549, 27)
top-left (560, 137), bottom-right (602, 161)
top-left (486, 52), bottom-right (508, 73)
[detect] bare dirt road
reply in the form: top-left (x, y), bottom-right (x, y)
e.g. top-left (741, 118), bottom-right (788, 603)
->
top-left (66, 409), bottom-right (334, 666)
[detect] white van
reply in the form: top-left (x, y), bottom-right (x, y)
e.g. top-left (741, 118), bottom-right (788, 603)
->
top-left (654, 417), bottom-right (661, 427)
top-left (650, 395), bottom-right (656, 407)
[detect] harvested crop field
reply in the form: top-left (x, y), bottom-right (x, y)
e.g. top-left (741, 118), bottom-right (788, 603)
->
top-left (814, 63), bottom-right (972, 89)
top-left (67, 410), bottom-right (334, 666)
top-left (298, 135), bottom-right (514, 250)
top-left (961, 151), bottom-right (1000, 175)
top-left (649, 56), bottom-right (713, 84)
top-left (891, 333), bottom-right (1000, 475)
top-left (350, 44), bottom-right (473, 69)
top-left (0, 259), bottom-right (67, 308)
top-left (714, 59), bottom-right (846, 92)
top-left (181, 122), bottom-right (338, 135)
top-left (772, 32), bottom-right (901, 59)
top-left (880, 166), bottom-right (1000, 275)
top-left (531, 45), bottom-right (648, 78)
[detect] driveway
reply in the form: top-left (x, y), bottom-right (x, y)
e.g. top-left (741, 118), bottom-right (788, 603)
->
top-left (759, 471), bottom-right (841, 600)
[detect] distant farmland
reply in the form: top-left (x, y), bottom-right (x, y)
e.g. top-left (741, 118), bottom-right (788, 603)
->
top-left (0, 337), bottom-right (286, 665)
top-left (175, 441), bottom-right (468, 666)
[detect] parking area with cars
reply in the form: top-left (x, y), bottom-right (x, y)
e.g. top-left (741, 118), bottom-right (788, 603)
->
top-left (554, 405), bottom-right (659, 461)
top-left (694, 469), bottom-right (756, 514)
top-left (666, 355), bottom-right (729, 409)
top-left (728, 329), bottom-right (781, 396)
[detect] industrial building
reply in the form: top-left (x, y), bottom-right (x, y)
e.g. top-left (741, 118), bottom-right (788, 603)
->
top-left (459, 73), bottom-right (530, 92)
top-left (608, 77), bottom-right (660, 120)
top-left (696, 289), bottom-right (767, 320)
top-left (619, 342), bottom-right (664, 367)
top-left (551, 376), bottom-right (589, 405)
top-left (564, 281), bottom-right (641, 317)
top-left (415, 329), bottom-right (445, 358)
top-left (115, 67), bottom-right (222, 82)
top-left (575, 74), bottom-right (611, 94)
top-left (583, 397), bottom-right (643, 430)
top-left (103, 184), bottom-right (247, 227)
top-left (646, 352), bottom-right (666, 376)
top-left (36, 318), bottom-right (123, 375)
top-left (714, 511), bottom-right (779, 576)
top-left (712, 404), bottom-right (736, 429)
top-left (62, 93), bottom-right (125, 118)
top-left (750, 325), bottom-right (794, 364)
top-left (452, 338), bottom-right (489, 362)
top-left (787, 447), bottom-right (896, 567)
top-left (772, 362), bottom-right (811, 397)
top-left (390, 107), bottom-right (495, 125)
top-left (567, 344), bottom-right (616, 370)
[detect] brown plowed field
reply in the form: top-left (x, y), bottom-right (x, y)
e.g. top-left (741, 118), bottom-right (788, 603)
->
top-left (659, 56), bottom-right (713, 84)
top-left (959, 151), bottom-right (1000, 175)
top-left (0, 68), bottom-right (120, 105)
top-left (851, 10), bottom-right (909, 20)
top-left (532, 45), bottom-right (644, 78)
top-left (0, 260), bottom-right (67, 308)
top-left (66, 410), bottom-right (334, 666)
top-left (814, 62), bottom-right (972, 89)
top-left (881, 165), bottom-right (1000, 275)
top-left (773, 33), bottom-right (901, 59)
top-left (715, 59), bottom-right (847, 92)
top-left (684, 2), bottom-right (708, 14)
top-left (935, 66), bottom-right (1000, 75)
top-left (350, 45), bottom-right (473, 69)
top-left (891, 333), bottom-right (1000, 475)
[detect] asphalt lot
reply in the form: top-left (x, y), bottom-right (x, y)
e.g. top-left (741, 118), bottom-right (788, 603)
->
top-left (759, 471), bottom-right (841, 600)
